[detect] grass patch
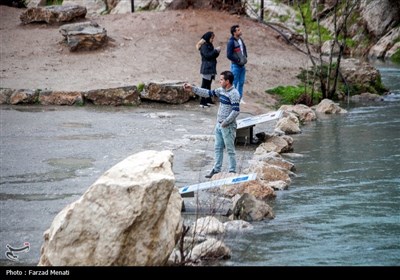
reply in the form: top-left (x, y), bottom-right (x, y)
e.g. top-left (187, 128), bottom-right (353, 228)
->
top-left (137, 82), bottom-right (145, 92)
top-left (266, 85), bottom-right (321, 105)
top-left (74, 99), bottom-right (85, 106)
top-left (46, 0), bottom-right (63, 5)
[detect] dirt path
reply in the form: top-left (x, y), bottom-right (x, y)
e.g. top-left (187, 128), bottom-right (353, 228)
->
top-left (0, 6), bottom-right (311, 113)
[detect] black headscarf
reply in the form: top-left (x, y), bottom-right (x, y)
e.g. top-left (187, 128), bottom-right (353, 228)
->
top-left (201, 31), bottom-right (214, 43)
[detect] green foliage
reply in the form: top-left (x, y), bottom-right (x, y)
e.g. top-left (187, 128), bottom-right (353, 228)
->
top-left (267, 86), bottom-right (300, 104)
top-left (297, 61), bottom-right (387, 98)
top-left (74, 99), bottom-right (85, 106)
top-left (253, 2), bottom-right (260, 13)
top-left (297, 63), bottom-right (336, 84)
top-left (391, 49), bottom-right (400, 64)
top-left (372, 76), bottom-right (389, 94)
top-left (266, 85), bottom-right (321, 105)
top-left (291, 0), bottom-right (389, 98)
top-left (348, 9), bottom-right (361, 27)
top-left (339, 74), bottom-right (387, 96)
top-left (341, 83), bottom-right (359, 96)
top-left (278, 14), bottom-right (290, 23)
top-left (46, 0), bottom-right (63, 5)
top-left (137, 82), bottom-right (145, 92)
top-left (345, 38), bottom-right (356, 48)
top-left (297, 2), bottom-right (332, 43)
top-left (34, 89), bottom-right (42, 104)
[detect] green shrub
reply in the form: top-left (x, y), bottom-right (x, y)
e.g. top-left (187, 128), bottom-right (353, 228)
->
top-left (340, 75), bottom-right (387, 96)
top-left (34, 89), bottom-right (42, 104)
top-left (266, 85), bottom-right (321, 105)
top-left (296, 2), bottom-right (332, 43)
top-left (74, 99), bottom-right (84, 106)
top-left (137, 82), bottom-right (145, 92)
top-left (46, 0), bottom-right (63, 5)
top-left (391, 49), bottom-right (400, 64)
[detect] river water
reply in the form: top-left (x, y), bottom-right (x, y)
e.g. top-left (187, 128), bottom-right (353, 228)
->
top-left (224, 61), bottom-right (400, 266)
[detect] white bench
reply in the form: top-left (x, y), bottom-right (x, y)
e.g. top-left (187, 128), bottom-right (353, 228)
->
top-left (236, 110), bottom-right (283, 145)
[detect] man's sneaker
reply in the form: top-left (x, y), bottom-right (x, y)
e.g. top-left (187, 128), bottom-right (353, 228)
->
top-left (205, 169), bottom-right (219, 178)
top-left (199, 104), bottom-right (209, 108)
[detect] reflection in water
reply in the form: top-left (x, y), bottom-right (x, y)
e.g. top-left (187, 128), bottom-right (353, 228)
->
top-left (46, 157), bottom-right (94, 170)
top-left (0, 170), bottom-right (76, 185)
top-left (61, 122), bottom-right (92, 128)
top-left (12, 107), bottom-right (57, 113)
top-left (0, 158), bottom-right (94, 186)
top-left (0, 193), bottom-right (78, 202)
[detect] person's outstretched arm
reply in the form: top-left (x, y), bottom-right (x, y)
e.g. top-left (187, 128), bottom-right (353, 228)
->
top-left (183, 83), bottom-right (216, 99)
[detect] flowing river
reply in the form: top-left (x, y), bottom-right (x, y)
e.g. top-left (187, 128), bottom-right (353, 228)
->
top-left (224, 60), bottom-right (400, 266)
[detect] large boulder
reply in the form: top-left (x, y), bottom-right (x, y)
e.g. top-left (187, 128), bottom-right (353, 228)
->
top-left (369, 27), bottom-right (400, 60)
top-left (59, 21), bottom-right (107, 52)
top-left (141, 82), bottom-right (195, 104)
top-left (189, 238), bottom-right (231, 262)
top-left (20, 4), bottom-right (87, 24)
top-left (315, 99), bottom-right (347, 114)
top-left (340, 58), bottom-right (388, 95)
top-left (232, 193), bottom-right (275, 222)
top-left (360, 0), bottom-right (400, 38)
top-left (38, 150), bottom-right (183, 266)
top-left (0, 88), bottom-right (15, 104)
top-left (219, 178), bottom-right (276, 200)
top-left (83, 86), bottom-right (140, 105)
top-left (39, 90), bottom-right (83, 105)
top-left (279, 104), bottom-right (317, 123)
top-left (62, 1), bottom-right (107, 15)
top-left (10, 89), bottom-right (39, 104)
top-left (191, 216), bottom-right (225, 236)
top-left (254, 135), bottom-right (294, 153)
top-left (275, 116), bottom-right (301, 135)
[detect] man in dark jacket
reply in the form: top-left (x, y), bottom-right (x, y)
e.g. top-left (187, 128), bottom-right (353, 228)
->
top-left (226, 25), bottom-right (247, 103)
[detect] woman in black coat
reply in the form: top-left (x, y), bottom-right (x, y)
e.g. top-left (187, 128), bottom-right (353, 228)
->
top-left (196, 31), bottom-right (221, 107)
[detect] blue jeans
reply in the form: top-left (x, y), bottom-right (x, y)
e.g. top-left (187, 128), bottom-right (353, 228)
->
top-left (213, 122), bottom-right (237, 173)
top-left (231, 63), bottom-right (246, 99)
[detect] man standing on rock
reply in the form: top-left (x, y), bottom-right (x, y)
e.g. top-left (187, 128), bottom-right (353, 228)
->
top-left (183, 71), bottom-right (240, 178)
top-left (227, 24), bottom-right (247, 104)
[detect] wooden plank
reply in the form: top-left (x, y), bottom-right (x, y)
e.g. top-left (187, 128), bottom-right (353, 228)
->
top-left (179, 173), bottom-right (257, 195)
